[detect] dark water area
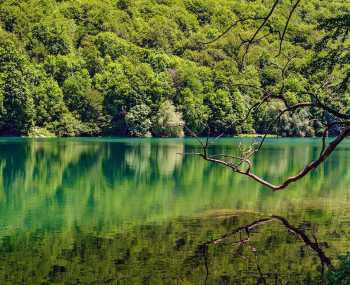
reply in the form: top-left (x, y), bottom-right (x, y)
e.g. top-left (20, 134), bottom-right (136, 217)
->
top-left (0, 138), bottom-right (349, 284)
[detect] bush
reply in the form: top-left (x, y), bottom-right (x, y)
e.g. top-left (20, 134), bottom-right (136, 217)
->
top-left (28, 127), bottom-right (55, 138)
top-left (46, 112), bottom-right (83, 137)
top-left (152, 101), bottom-right (184, 137)
top-left (125, 104), bottom-right (152, 137)
top-left (180, 88), bottom-right (210, 135)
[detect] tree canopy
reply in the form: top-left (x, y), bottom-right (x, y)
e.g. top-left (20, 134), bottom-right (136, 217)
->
top-left (0, 0), bottom-right (348, 137)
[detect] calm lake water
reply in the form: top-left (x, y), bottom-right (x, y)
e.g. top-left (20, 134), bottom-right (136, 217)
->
top-left (0, 138), bottom-right (349, 284)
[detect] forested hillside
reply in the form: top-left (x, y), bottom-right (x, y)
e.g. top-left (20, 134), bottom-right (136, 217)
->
top-left (0, 0), bottom-right (348, 137)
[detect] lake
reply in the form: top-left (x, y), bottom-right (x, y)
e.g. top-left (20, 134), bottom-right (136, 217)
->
top-left (0, 138), bottom-right (349, 284)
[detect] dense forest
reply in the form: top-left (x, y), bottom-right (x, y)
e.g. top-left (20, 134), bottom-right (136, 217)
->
top-left (0, 0), bottom-right (348, 137)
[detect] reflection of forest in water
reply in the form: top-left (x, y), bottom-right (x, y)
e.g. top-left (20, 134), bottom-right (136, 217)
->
top-left (0, 212), bottom-right (349, 284)
top-left (0, 138), bottom-right (350, 233)
top-left (0, 138), bottom-right (350, 284)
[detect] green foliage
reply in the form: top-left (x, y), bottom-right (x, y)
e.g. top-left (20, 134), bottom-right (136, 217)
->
top-left (28, 127), bottom-right (55, 137)
top-left (62, 69), bottom-right (93, 122)
top-left (185, 0), bottom-right (215, 25)
top-left (27, 17), bottom-right (75, 59)
top-left (125, 104), bottom-right (152, 137)
top-left (32, 76), bottom-right (67, 128)
top-left (278, 110), bottom-right (316, 137)
top-left (255, 102), bottom-right (315, 137)
top-left (152, 100), bottom-right (184, 137)
top-left (44, 54), bottom-right (85, 86)
top-left (0, 39), bottom-right (35, 134)
top-left (180, 88), bottom-right (209, 134)
top-left (0, 0), bottom-right (348, 136)
top-left (47, 112), bottom-right (84, 137)
top-left (94, 32), bottom-right (136, 60)
top-left (309, 13), bottom-right (350, 115)
top-left (327, 253), bottom-right (350, 285)
top-left (206, 89), bottom-right (250, 135)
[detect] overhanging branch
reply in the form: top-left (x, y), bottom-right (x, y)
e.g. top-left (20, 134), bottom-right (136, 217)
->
top-left (199, 125), bottom-right (350, 191)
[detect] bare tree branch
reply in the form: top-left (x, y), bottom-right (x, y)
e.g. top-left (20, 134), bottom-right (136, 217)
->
top-left (242, 0), bottom-right (282, 62)
top-left (276, 0), bottom-right (302, 57)
top-left (182, 86), bottom-right (350, 191)
top-left (201, 17), bottom-right (265, 45)
top-left (200, 0), bottom-right (303, 63)
top-left (199, 125), bottom-right (350, 191)
top-left (183, 2), bottom-right (350, 192)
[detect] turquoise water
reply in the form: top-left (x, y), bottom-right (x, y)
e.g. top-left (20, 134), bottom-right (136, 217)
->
top-left (0, 138), bottom-right (349, 284)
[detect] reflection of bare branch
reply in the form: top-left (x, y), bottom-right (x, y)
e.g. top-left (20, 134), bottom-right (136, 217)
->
top-left (203, 245), bottom-right (209, 285)
top-left (273, 215), bottom-right (332, 268)
top-left (202, 218), bottom-right (274, 246)
top-left (191, 215), bottom-right (332, 284)
top-left (254, 251), bottom-right (268, 285)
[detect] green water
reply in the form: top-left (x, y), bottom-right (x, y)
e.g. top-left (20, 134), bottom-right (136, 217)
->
top-left (0, 138), bottom-right (349, 284)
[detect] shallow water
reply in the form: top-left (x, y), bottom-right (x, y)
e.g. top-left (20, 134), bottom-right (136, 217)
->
top-left (0, 138), bottom-right (349, 284)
